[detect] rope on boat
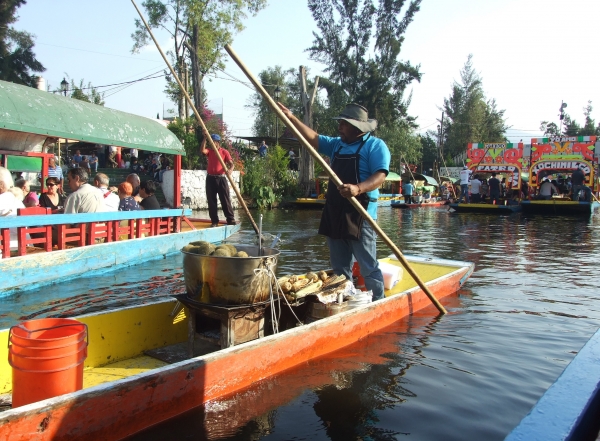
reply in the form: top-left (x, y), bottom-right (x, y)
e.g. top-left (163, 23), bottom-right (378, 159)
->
top-left (254, 260), bottom-right (303, 334)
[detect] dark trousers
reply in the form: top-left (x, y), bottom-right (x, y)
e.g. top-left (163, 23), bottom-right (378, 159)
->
top-left (404, 194), bottom-right (413, 204)
top-left (206, 175), bottom-right (235, 224)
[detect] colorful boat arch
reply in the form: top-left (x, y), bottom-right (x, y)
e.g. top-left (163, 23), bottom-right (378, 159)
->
top-left (466, 142), bottom-right (524, 190)
top-left (466, 142), bottom-right (524, 166)
top-left (469, 164), bottom-right (522, 190)
top-left (528, 136), bottom-right (597, 190)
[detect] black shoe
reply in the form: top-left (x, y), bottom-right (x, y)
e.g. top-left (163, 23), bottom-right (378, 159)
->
top-left (226, 220), bottom-right (237, 225)
top-left (210, 223), bottom-right (219, 228)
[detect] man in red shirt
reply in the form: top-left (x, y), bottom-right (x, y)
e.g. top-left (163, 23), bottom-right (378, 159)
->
top-left (201, 134), bottom-right (236, 227)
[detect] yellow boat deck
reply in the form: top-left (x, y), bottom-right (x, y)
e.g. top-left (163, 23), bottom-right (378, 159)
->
top-left (83, 356), bottom-right (167, 389)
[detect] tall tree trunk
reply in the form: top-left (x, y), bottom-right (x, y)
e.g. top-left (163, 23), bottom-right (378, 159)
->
top-left (191, 24), bottom-right (202, 112)
top-left (299, 66), bottom-right (319, 196)
top-left (177, 56), bottom-right (185, 120)
top-left (188, 25), bottom-right (204, 143)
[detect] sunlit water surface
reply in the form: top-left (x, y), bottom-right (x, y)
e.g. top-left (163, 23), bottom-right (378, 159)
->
top-left (4, 207), bottom-right (600, 440)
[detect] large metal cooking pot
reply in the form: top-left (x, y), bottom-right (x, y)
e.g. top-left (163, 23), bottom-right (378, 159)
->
top-left (182, 245), bottom-right (280, 305)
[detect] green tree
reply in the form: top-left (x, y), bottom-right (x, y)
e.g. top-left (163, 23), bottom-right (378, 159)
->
top-left (442, 55), bottom-right (507, 158)
top-left (581, 101), bottom-right (597, 136)
top-left (420, 133), bottom-right (438, 172)
top-left (132, 0), bottom-right (266, 118)
top-left (65, 77), bottom-right (105, 106)
top-left (247, 66), bottom-right (295, 138)
top-left (562, 115), bottom-right (581, 137)
top-left (539, 121), bottom-right (560, 136)
top-left (377, 124), bottom-right (421, 173)
top-left (0, 0), bottom-right (45, 87)
top-left (307, 0), bottom-right (422, 129)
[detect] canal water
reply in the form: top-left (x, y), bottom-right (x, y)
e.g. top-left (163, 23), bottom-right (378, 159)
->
top-left (5, 207), bottom-right (600, 440)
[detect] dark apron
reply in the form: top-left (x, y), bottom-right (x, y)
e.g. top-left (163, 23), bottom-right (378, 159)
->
top-left (318, 136), bottom-right (372, 240)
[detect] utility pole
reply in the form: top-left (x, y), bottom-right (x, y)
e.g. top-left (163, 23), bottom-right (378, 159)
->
top-left (299, 65), bottom-right (319, 196)
top-left (435, 111), bottom-right (444, 183)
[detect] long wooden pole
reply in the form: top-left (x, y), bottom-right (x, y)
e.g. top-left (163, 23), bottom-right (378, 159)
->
top-left (131, 0), bottom-right (259, 235)
top-left (224, 44), bottom-right (446, 314)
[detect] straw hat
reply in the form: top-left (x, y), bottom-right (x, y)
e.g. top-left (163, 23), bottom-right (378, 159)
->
top-left (332, 103), bottom-right (378, 133)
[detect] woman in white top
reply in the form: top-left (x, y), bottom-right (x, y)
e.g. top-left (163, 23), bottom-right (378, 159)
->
top-left (0, 167), bottom-right (26, 249)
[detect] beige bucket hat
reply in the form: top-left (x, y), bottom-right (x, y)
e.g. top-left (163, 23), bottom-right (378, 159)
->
top-left (332, 103), bottom-right (378, 133)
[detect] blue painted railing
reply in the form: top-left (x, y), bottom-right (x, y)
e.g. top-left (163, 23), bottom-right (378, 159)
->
top-left (0, 208), bottom-right (195, 258)
top-left (0, 209), bottom-right (191, 228)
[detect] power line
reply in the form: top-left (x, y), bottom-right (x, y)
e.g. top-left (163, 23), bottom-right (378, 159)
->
top-left (50, 71), bottom-right (165, 95)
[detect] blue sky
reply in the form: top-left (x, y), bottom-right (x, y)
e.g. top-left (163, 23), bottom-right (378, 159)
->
top-left (14, 0), bottom-right (600, 142)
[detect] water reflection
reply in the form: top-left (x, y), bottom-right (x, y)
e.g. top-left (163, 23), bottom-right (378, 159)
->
top-left (7, 207), bottom-right (600, 440)
top-left (142, 208), bottom-right (599, 441)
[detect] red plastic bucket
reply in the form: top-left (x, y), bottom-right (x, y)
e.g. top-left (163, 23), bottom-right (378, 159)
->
top-left (8, 318), bottom-right (88, 407)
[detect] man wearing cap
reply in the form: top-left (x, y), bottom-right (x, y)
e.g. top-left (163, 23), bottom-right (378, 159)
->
top-left (200, 134), bottom-right (236, 227)
top-left (278, 102), bottom-right (390, 301)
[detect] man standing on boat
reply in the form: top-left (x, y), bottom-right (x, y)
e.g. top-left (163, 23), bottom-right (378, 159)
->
top-left (571, 167), bottom-right (585, 201)
top-left (402, 180), bottom-right (414, 204)
top-left (470, 174), bottom-right (482, 203)
top-left (459, 166), bottom-right (471, 203)
top-left (277, 102), bottom-right (390, 301)
top-left (200, 134), bottom-right (236, 228)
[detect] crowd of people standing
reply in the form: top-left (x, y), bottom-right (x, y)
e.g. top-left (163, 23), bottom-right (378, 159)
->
top-left (455, 166), bottom-right (591, 204)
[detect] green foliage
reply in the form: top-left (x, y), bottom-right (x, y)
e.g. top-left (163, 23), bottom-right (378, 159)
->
top-left (66, 77), bottom-right (105, 106)
top-left (132, 0), bottom-right (267, 113)
top-left (242, 145), bottom-right (298, 209)
top-left (442, 55), bottom-right (507, 158)
top-left (247, 66), bottom-right (295, 137)
top-left (419, 133), bottom-right (438, 171)
top-left (167, 118), bottom-right (203, 169)
top-left (539, 121), bottom-right (560, 136)
top-left (0, 1), bottom-right (45, 87)
top-left (377, 123), bottom-right (422, 172)
top-left (307, 0), bottom-right (422, 129)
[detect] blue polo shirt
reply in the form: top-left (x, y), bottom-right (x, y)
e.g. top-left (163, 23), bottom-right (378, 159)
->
top-left (318, 133), bottom-right (390, 219)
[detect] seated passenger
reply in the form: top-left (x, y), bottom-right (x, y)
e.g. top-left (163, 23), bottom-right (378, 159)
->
top-left (139, 180), bottom-right (161, 210)
top-left (39, 177), bottom-right (66, 212)
top-left (14, 178), bottom-right (39, 207)
top-left (117, 182), bottom-right (140, 211)
top-left (0, 167), bottom-right (25, 249)
top-left (538, 178), bottom-right (558, 200)
top-left (93, 173), bottom-right (119, 212)
top-left (64, 168), bottom-right (104, 214)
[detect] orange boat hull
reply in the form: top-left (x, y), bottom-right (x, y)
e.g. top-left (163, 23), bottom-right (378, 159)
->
top-left (0, 263), bottom-right (472, 441)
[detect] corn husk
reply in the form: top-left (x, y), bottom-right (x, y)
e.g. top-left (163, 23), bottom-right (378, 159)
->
top-left (293, 280), bottom-right (323, 299)
top-left (291, 279), bottom-right (310, 292)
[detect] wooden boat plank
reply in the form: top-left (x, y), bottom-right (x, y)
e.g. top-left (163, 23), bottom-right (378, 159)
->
top-left (0, 259), bottom-right (472, 441)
